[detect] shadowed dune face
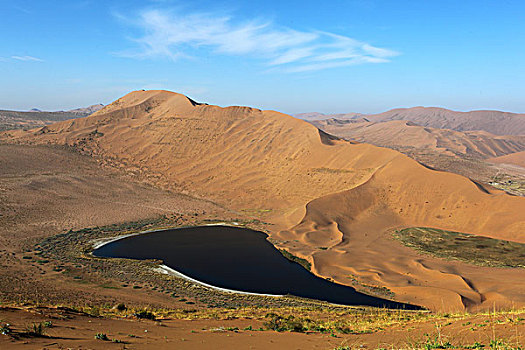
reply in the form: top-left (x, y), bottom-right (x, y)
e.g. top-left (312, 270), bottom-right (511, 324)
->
top-left (3, 90), bottom-right (525, 311)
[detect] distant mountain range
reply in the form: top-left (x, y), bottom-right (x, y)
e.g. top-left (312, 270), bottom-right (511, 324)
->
top-left (312, 118), bottom-right (525, 160)
top-left (26, 104), bottom-right (105, 114)
top-left (66, 104), bottom-right (104, 114)
top-left (0, 104), bottom-right (104, 131)
top-left (296, 106), bottom-right (525, 135)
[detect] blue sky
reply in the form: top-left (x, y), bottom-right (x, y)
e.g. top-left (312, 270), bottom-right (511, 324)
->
top-left (1, 0), bottom-right (524, 114)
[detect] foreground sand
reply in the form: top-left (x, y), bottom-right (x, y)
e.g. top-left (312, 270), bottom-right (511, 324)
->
top-left (1, 306), bottom-right (524, 349)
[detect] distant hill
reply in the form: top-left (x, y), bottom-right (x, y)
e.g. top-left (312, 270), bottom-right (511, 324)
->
top-left (67, 104), bottom-right (104, 114)
top-left (0, 104), bottom-right (104, 131)
top-left (295, 112), bottom-right (363, 120)
top-left (298, 107), bottom-right (525, 135)
top-left (312, 118), bottom-right (525, 159)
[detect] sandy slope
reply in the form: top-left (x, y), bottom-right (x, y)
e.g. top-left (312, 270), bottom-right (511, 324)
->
top-left (489, 150), bottom-right (525, 168)
top-left (2, 90), bottom-right (403, 225)
top-left (312, 119), bottom-right (525, 159)
top-left (274, 155), bottom-right (525, 311)
top-left (3, 90), bottom-right (525, 311)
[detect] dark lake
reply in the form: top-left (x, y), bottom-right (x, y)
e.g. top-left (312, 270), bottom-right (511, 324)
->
top-left (93, 225), bottom-right (418, 309)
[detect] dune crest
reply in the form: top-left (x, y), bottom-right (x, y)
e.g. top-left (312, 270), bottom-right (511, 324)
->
top-left (3, 90), bottom-right (525, 311)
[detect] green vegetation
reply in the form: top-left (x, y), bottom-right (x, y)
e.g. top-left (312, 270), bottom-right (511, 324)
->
top-left (261, 311), bottom-right (386, 334)
top-left (424, 335), bottom-right (453, 349)
top-left (94, 333), bottom-right (109, 341)
top-left (0, 323), bottom-right (12, 335)
top-left (393, 227), bottom-right (525, 268)
top-left (278, 249), bottom-right (311, 271)
top-left (264, 313), bottom-right (307, 332)
top-left (311, 167), bottom-right (354, 174)
top-left (346, 274), bottom-right (395, 298)
top-left (490, 174), bottom-right (525, 197)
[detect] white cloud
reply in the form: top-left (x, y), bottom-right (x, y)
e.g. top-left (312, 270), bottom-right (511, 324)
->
top-left (11, 55), bottom-right (44, 62)
top-left (120, 8), bottom-right (398, 72)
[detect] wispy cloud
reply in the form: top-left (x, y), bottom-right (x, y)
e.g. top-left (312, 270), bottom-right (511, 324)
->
top-left (118, 8), bottom-right (398, 72)
top-left (11, 55), bottom-right (44, 62)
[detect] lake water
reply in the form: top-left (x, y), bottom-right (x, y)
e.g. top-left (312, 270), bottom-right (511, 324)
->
top-left (93, 225), bottom-right (418, 309)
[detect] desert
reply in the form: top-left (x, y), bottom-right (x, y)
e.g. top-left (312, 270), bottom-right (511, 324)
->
top-left (1, 2), bottom-right (524, 348)
top-left (1, 89), bottom-right (524, 348)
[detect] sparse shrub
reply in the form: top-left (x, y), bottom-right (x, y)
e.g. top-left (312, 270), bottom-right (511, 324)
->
top-left (25, 322), bottom-right (46, 336)
top-left (263, 313), bottom-right (306, 333)
top-left (85, 306), bottom-right (100, 317)
top-left (134, 310), bottom-right (156, 320)
top-left (424, 335), bottom-right (453, 349)
top-left (95, 333), bottom-right (109, 341)
top-left (115, 303), bottom-right (127, 311)
top-left (0, 323), bottom-right (12, 335)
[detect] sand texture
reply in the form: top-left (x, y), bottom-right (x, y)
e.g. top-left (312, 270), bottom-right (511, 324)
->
top-left (489, 150), bottom-right (525, 168)
top-left (3, 90), bottom-right (525, 311)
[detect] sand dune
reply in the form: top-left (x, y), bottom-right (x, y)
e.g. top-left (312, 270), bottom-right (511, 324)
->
top-left (489, 150), bottom-right (525, 168)
top-left (274, 156), bottom-right (525, 311)
top-left (312, 119), bottom-right (525, 159)
top-left (3, 90), bottom-right (525, 311)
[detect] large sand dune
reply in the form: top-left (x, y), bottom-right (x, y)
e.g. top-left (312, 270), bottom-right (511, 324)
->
top-left (3, 90), bottom-right (525, 311)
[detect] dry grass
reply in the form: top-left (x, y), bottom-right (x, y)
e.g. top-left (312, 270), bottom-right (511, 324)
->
top-left (393, 227), bottom-right (525, 268)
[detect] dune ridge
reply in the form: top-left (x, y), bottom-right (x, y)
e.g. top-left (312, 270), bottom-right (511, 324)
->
top-left (3, 90), bottom-right (525, 311)
top-left (312, 119), bottom-right (525, 159)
